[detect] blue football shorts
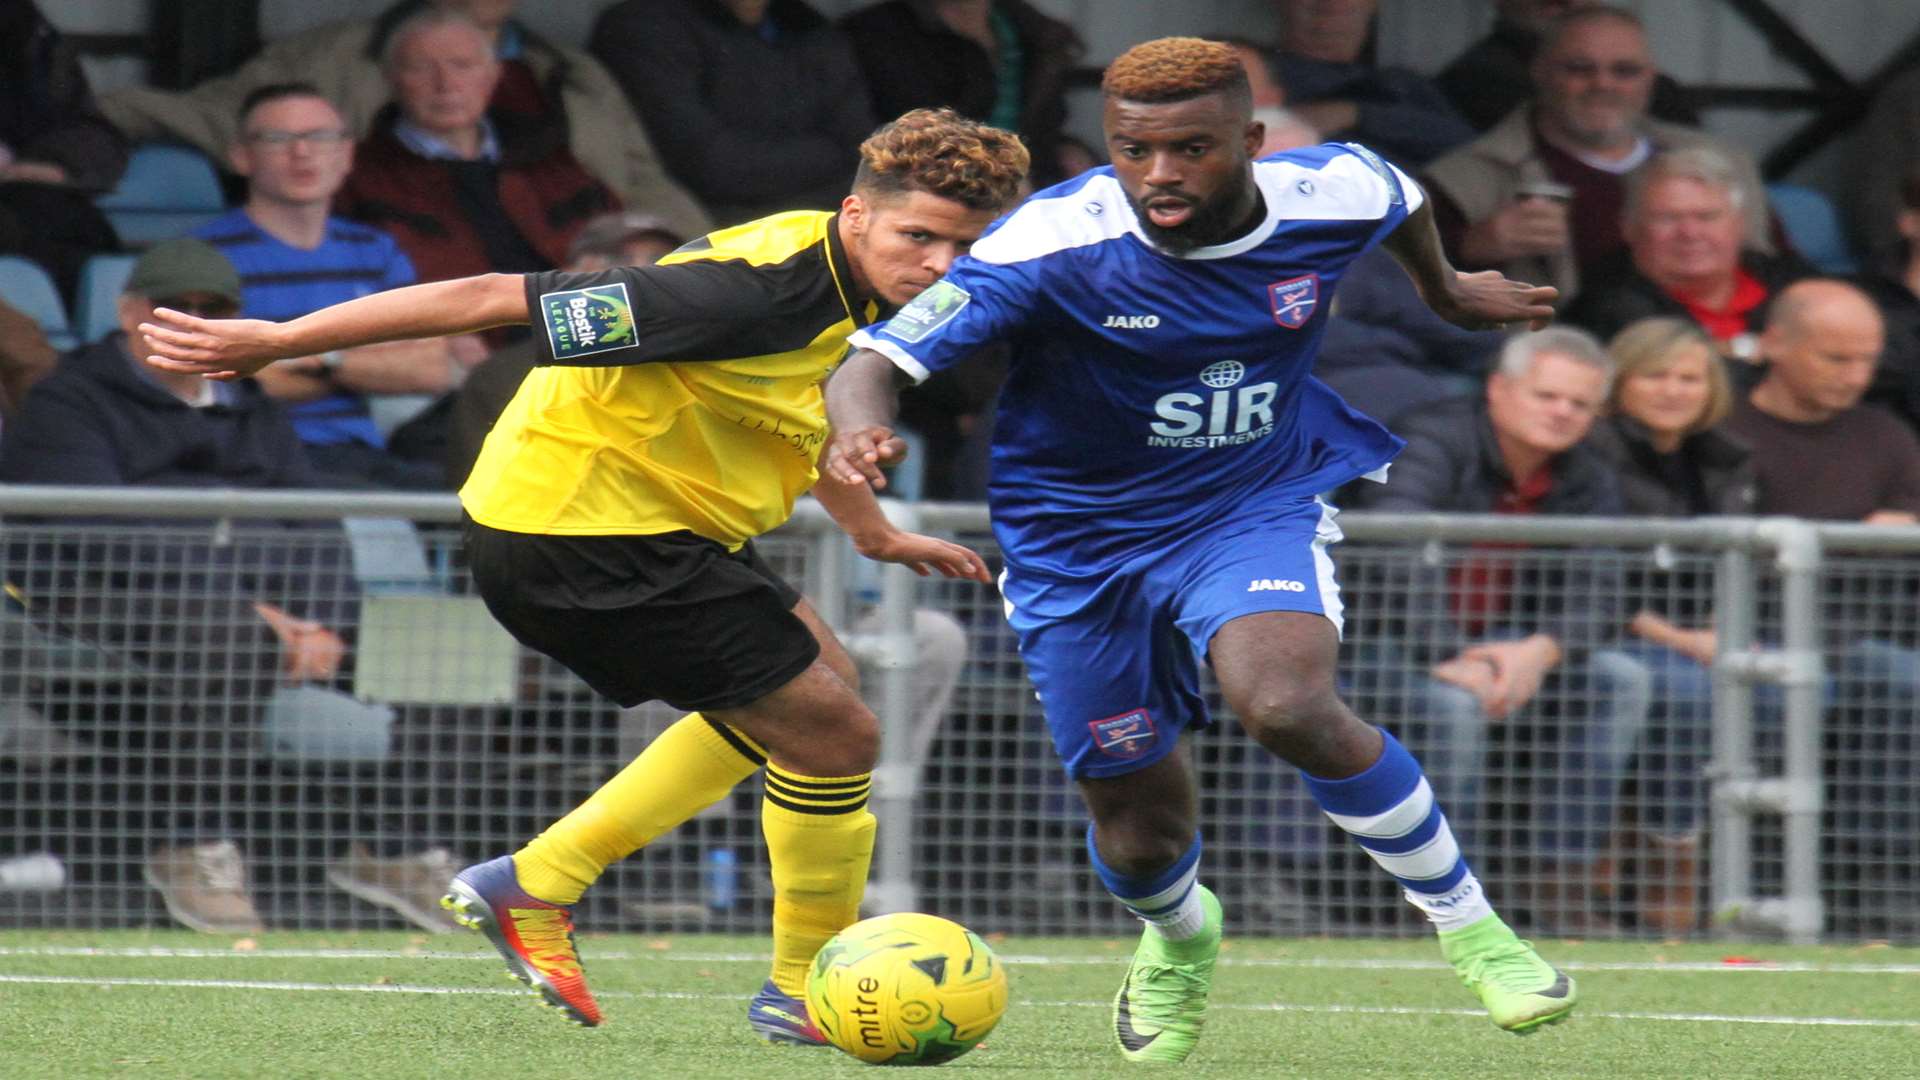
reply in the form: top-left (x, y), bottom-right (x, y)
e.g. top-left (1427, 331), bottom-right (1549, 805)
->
top-left (1001, 496), bottom-right (1346, 780)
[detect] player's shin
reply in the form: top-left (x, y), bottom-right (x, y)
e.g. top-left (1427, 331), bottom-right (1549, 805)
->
top-left (760, 763), bottom-right (877, 996)
top-left (1302, 727), bottom-right (1492, 929)
top-left (513, 714), bottom-right (766, 905)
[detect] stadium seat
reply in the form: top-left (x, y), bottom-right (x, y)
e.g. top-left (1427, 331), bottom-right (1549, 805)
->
top-left (0, 256), bottom-right (76, 352)
top-left (72, 253), bottom-right (138, 343)
top-left (95, 143), bottom-right (226, 247)
top-left (1766, 183), bottom-right (1858, 275)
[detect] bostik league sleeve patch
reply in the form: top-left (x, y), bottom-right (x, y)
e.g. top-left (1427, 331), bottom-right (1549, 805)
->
top-left (539, 281), bottom-right (638, 361)
top-left (881, 279), bottom-right (971, 344)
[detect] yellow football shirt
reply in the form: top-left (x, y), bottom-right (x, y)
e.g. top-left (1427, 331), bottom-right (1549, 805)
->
top-left (460, 211), bottom-right (877, 546)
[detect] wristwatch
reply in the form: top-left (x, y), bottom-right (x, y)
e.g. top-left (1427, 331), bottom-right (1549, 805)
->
top-left (318, 350), bottom-right (347, 376)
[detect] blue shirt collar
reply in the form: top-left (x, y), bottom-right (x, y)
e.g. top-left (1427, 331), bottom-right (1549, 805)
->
top-left (394, 115), bottom-right (501, 163)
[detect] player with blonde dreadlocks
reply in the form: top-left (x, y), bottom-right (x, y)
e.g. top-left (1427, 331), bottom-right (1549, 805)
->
top-left (826, 38), bottom-right (1577, 1062)
top-left (139, 108), bottom-right (1029, 1038)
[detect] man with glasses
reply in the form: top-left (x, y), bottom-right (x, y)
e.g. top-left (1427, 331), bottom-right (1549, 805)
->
top-left (194, 82), bottom-right (456, 490)
top-left (1422, 5), bottom-right (1771, 301)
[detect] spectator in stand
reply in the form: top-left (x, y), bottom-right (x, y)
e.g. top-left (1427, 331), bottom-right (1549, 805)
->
top-left (335, 9), bottom-right (619, 286)
top-left (1854, 64), bottom-right (1920, 252)
top-left (1727, 280), bottom-right (1920, 521)
top-left (839, 0), bottom-right (1084, 188)
top-left (98, 0), bottom-right (708, 242)
top-left (1344, 327), bottom-right (1648, 934)
top-left (1562, 146), bottom-right (1814, 361)
top-left (1424, 7), bottom-right (1770, 302)
top-left (198, 84), bottom-right (458, 491)
top-left (1266, 0), bottom-right (1475, 168)
top-left (0, 238), bottom-right (461, 933)
top-left (0, 0), bottom-right (125, 304)
top-left (0, 295), bottom-right (55, 424)
top-left (1855, 169), bottom-right (1920, 435)
top-left (591, 0), bottom-right (875, 224)
top-left (1225, 37), bottom-right (1325, 160)
top-left (1436, 0), bottom-right (1698, 133)
top-left (1722, 279), bottom-right (1920, 919)
top-left (1583, 317), bottom-right (1754, 934)
top-left (444, 211), bottom-right (684, 486)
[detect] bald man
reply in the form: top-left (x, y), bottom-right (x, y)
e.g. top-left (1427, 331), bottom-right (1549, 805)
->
top-left (1726, 279), bottom-right (1920, 522)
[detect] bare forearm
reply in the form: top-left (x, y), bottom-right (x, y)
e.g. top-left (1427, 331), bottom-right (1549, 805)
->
top-left (1379, 198), bottom-right (1456, 306)
top-left (825, 349), bottom-right (906, 433)
top-left (270, 275), bottom-right (527, 359)
top-left (336, 338), bottom-right (460, 394)
top-left (810, 454), bottom-right (896, 547)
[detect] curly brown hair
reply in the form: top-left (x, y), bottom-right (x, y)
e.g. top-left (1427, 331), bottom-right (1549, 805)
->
top-left (853, 108), bottom-right (1030, 212)
top-left (1101, 37), bottom-right (1251, 111)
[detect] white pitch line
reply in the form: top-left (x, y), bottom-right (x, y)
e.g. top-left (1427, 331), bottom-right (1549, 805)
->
top-left (6, 945), bottom-right (1920, 976)
top-left (2, 974), bottom-right (1914, 1029)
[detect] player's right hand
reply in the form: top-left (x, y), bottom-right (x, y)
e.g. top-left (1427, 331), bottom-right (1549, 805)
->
top-left (825, 425), bottom-right (905, 489)
top-left (139, 308), bottom-right (291, 381)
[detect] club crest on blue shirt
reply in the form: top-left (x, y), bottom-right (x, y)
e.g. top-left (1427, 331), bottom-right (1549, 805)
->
top-left (884, 279), bottom-right (971, 344)
top-left (1268, 274), bottom-right (1319, 330)
top-left (539, 282), bottom-right (636, 360)
top-left (1088, 708), bottom-right (1156, 758)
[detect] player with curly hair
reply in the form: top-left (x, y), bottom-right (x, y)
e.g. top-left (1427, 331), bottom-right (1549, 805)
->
top-left (827, 38), bottom-right (1575, 1062)
top-left (138, 108), bottom-right (1030, 1037)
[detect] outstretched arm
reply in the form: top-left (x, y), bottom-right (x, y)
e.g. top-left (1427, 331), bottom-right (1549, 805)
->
top-left (1380, 196), bottom-right (1559, 332)
top-left (823, 348), bottom-right (916, 489)
top-left (139, 274), bottom-right (528, 381)
top-left (809, 447), bottom-right (991, 583)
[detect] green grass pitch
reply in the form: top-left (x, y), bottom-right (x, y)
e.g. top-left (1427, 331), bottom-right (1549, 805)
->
top-left (4, 930), bottom-right (1917, 1078)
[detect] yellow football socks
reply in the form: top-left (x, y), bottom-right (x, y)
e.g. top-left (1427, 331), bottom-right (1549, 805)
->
top-left (512, 714), bottom-right (766, 905)
top-left (761, 762), bottom-right (876, 996)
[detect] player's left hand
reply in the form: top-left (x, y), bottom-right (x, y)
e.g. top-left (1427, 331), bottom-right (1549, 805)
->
top-left (851, 529), bottom-right (993, 583)
top-left (1433, 270), bottom-right (1559, 332)
top-left (139, 308), bottom-right (294, 381)
top-left (825, 424), bottom-right (908, 489)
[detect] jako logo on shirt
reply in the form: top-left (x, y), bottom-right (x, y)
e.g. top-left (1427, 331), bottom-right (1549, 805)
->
top-left (1248, 578), bottom-right (1307, 592)
top-left (1147, 359), bottom-right (1278, 448)
top-left (540, 283), bottom-right (636, 360)
top-left (1102, 314), bottom-right (1160, 328)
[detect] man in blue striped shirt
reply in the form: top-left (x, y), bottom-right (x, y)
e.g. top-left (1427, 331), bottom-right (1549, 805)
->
top-left (194, 82), bottom-right (460, 489)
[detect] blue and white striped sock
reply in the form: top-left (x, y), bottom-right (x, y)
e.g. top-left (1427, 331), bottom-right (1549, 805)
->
top-left (1304, 729), bottom-right (1493, 932)
top-left (1086, 826), bottom-right (1209, 941)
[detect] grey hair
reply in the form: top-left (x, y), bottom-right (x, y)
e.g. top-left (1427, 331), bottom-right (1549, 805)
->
top-left (1496, 326), bottom-right (1616, 389)
top-left (380, 8), bottom-right (494, 73)
top-left (1624, 145), bottom-right (1747, 222)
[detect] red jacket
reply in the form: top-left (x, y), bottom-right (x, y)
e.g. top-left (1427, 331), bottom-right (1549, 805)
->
top-left (336, 106), bottom-right (619, 283)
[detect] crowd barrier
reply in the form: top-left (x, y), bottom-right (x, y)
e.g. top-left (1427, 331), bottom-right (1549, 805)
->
top-left (1, 486), bottom-right (1915, 944)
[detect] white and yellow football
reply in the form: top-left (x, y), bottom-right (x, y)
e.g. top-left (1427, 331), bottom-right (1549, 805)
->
top-left (805, 911), bottom-right (1009, 1065)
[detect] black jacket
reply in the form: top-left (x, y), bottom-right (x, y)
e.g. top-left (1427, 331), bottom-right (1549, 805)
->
top-left (1583, 414), bottom-right (1757, 518)
top-left (840, 0), bottom-right (1084, 187)
top-left (0, 333), bottom-right (316, 490)
top-left (0, 0), bottom-right (128, 192)
top-left (590, 0), bottom-right (874, 223)
top-left (1561, 249), bottom-right (1817, 346)
top-left (1854, 246), bottom-right (1920, 436)
top-left (1342, 397), bottom-right (1626, 662)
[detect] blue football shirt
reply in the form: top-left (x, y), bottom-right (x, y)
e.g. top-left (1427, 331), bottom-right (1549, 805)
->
top-left (848, 143), bottom-right (1419, 576)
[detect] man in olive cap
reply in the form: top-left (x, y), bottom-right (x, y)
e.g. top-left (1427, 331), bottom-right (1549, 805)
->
top-left (0, 236), bottom-right (460, 935)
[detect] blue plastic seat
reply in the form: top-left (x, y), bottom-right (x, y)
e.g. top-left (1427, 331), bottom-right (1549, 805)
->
top-left (0, 255), bottom-right (76, 352)
top-left (1766, 183), bottom-right (1858, 275)
top-left (72, 253), bottom-right (138, 343)
top-left (95, 144), bottom-right (226, 247)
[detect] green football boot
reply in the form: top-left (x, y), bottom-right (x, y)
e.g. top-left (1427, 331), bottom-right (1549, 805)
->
top-left (1112, 885), bottom-right (1223, 1064)
top-left (1439, 913), bottom-right (1577, 1033)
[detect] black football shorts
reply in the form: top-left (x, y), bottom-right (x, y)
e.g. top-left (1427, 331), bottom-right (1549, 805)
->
top-left (462, 518), bottom-right (820, 711)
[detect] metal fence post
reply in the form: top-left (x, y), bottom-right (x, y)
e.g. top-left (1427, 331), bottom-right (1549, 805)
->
top-left (1770, 519), bottom-right (1827, 943)
top-left (1708, 540), bottom-right (1757, 932)
top-left (857, 500), bottom-right (922, 915)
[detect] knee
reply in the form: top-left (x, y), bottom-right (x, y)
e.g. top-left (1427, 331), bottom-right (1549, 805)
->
top-left (1238, 679), bottom-right (1352, 751)
top-left (1093, 815), bottom-right (1192, 878)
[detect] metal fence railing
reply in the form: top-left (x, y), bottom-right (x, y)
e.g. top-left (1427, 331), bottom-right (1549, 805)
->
top-left (2, 487), bottom-right (1916, 945)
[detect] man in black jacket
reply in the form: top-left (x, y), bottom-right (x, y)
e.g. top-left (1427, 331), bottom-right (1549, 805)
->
top-left (1345, 326), bottom-right (1650, 933)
